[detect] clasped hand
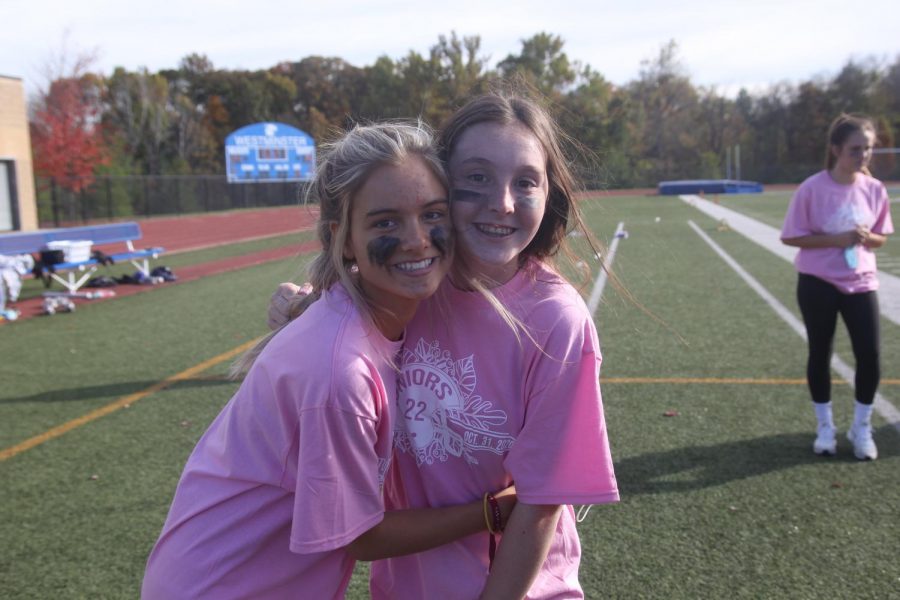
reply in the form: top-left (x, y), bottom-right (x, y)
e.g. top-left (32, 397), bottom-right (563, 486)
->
top-left (844, 224), bottom-right (872, 247)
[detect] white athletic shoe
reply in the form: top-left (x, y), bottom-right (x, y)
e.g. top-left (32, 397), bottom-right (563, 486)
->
top-left (847, 425), bottom-right (878, 461)
top-left (813, 425), bottom-right (837, 456)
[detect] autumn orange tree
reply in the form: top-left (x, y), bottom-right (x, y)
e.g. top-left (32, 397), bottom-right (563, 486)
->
top-left (30, 68), bottom-right (109, 193)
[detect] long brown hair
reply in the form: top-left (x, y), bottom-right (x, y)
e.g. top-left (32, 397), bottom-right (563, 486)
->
top-left (825, 113), bottom-right (876, 174)
top-left (438, 92), bottom-right (586, 265)
top-left (437, 88), bottom-right (673, 344)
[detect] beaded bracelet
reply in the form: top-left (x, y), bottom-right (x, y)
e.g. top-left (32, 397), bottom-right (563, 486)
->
top-left (487, 493), bottom-right (502, 532)
top-left (483, 492), bottom-right (503, 570)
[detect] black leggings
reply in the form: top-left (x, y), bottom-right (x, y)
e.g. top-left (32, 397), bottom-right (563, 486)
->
top-left (797, 273), bottom-right (880, 405)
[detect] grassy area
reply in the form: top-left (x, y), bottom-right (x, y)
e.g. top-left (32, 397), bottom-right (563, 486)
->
top-left (581, 194), bottom-right (899, 597)
top-left (2, 193), bottom-right (898, 599)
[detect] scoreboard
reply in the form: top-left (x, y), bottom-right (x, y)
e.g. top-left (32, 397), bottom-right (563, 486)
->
top-left (225, 122), bottom-right (315, 183)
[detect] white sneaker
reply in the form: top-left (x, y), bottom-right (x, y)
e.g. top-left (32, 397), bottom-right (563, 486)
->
top-left (813, 425), bottom-right (837, 456)
top-left (847, 425), bottom-right (878, 461)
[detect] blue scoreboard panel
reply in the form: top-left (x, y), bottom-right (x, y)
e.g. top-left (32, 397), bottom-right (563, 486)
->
top-left (225, 122), bottom-right (315, 183)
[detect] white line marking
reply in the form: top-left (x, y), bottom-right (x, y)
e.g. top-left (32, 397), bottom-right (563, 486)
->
top-left (588, 222), bottom-right (625, 316)
top-left (688, 219), bottom-right (900, 433)
top-left (679, 194), bottom-right (900, 326)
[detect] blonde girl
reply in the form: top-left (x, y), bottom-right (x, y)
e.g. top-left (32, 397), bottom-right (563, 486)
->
top-left (142, 122), bottom-right (514, 600)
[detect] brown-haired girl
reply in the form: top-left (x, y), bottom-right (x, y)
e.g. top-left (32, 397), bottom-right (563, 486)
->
top-left (781, 113), bottom-right (894, 460)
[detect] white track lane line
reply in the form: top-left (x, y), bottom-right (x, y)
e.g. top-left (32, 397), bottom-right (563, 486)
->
top-left (688, 219), bottom-right (900, 433)
top-left (588, 222), bottom-right (625, 316)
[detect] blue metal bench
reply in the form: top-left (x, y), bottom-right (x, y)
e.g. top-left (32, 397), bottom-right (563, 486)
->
top-left (0, 222), bottom-right (165, 293)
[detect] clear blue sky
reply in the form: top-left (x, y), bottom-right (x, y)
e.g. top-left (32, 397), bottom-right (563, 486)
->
top-left (2, 0), bottom-right (897, 98)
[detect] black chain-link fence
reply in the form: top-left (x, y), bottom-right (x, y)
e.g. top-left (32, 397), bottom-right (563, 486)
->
top-left (871, 152), bottom-right (900, 185)
top-left (35, 175), bottom-right (310, 227)
top-left (33, 154), bottom-right (900, 228)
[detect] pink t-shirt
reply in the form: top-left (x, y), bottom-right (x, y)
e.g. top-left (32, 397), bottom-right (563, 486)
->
top-left (142, 284), bottom-right (401, 600)
top-left (371, 260), bottom-right (619, 600)
top-left (781, 170), bottom-right (894, 293)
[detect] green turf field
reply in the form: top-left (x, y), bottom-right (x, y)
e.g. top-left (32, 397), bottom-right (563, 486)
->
top-left (2, 192), bottom-right (898, 599)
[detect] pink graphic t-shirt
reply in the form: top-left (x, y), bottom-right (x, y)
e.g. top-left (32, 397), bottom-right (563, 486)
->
top-left (371, 260), bottom-right (619, 600)
top-left (781, 170), bottom-right (894, 293)
top-left (142, 284), bottom-right (401, 600)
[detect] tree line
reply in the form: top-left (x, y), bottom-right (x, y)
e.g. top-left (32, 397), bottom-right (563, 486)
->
top-left (29, 33), bottom-right (900, 195)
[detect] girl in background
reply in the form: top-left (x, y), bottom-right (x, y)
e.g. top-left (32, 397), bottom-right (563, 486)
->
top-left (142, 122), bottom-right (514, 600)
top-left (781, 113), bottom-right (893, 461)
top-left (271, 91), bottom-right (619, 599)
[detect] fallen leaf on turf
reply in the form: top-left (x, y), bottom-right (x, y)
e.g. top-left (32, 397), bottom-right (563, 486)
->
top-left (89, 474), bottom-right (99, 480)
top-left (830, 482), bottom-right (843, 488)
top-left (663, 410), bottom-right (679, 417)
top-left (180, 420), bottom-right (192, 427)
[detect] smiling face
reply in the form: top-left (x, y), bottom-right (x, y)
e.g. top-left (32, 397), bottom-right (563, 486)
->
top-left (447, 121), bottom-right (549, 284)
top-left (345, 155), bottom-right (452, 334)
top-left (831, 129), bottom-right (875, 179)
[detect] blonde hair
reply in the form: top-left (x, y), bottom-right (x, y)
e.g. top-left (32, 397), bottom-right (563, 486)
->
top-left (230, 121), bottom-right (447, 378)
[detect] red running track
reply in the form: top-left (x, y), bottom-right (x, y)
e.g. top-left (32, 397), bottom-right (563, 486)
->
top-left (94, 205), bottom-right (320, 254)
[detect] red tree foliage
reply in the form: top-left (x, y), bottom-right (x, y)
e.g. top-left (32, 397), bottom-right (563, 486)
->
top-left (30, 76), bottom-right (109, 193)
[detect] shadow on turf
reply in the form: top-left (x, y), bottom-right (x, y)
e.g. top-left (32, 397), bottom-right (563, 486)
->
top-left (0, 378), bottom-right (236, 404)
top-left (615, 429), bottom-right (898, 495)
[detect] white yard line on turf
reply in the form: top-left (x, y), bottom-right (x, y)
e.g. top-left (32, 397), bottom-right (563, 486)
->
top-left (588, 222), bottom-right (625, 316)
top-left (579, 222), bottom-right (625, 524)
top-left (688, 219), bottom-right (900, 433)
top-left (679, 195), bottom-right (900, 327)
